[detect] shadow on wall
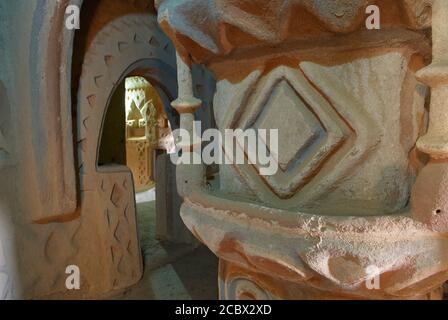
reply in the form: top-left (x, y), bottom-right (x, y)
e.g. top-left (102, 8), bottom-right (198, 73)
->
top-left (98, 80), bottom-right (127, 166)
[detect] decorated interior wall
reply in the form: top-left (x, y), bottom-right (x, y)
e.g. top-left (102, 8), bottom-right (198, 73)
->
top-left (0, 0), bottom-right (215, 299)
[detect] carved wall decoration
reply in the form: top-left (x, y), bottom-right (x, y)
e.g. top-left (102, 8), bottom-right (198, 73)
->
top-left (158, 0), bottom-right (432, 61)
top-left (0, 0), bottom-right (219, 299)
top-left (125, 76), bottom-right (159, 143)
top-left (4, 0), bottom-right (444, 301)
top-left (0, 8), bottom-right (179, 299)
top-left (125, 77), bottom-right (157, 189)
top-left (124, 76), bottom-right (176, 190)
top-left (219, 261), bottom-right (275, 300)
top-left (217, 51), bottom-right (425, 216)
top-left (126, 139), bottom-right (153, 189)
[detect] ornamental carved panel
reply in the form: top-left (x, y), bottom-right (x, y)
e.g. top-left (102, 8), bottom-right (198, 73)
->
top-left (159, 0), bottom-right (448, 300)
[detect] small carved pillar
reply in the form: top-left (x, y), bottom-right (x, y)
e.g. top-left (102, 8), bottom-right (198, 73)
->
top-left (171, 52), bottom-right (204, 197)
top-left (416, 0), bottom-right (448, 158)
top-left (411, 0), bottom-right (448, 232)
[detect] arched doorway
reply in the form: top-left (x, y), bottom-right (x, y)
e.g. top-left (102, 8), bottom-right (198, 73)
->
top-left (97, 71), bottom-right (196, 255)
top-left (75, 8), bottom-right (182, 292)
top-left (73, 7), bottom-right (218, 298)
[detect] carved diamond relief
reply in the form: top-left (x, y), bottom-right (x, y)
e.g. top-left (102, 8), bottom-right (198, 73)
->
top-left (110, 183), bottom-right (124, 207)
top-left (253, 80), bottom-right (326, 172)
top-left (235, 66), bottom-right (352, 199)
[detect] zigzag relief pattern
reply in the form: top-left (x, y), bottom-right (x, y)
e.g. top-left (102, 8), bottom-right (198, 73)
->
top-left (99, 175), bottom-right (140, 289)
top-left (158, 0), bottom-right (432, 66)
top-left (78, 15), bottom-right (175, 176)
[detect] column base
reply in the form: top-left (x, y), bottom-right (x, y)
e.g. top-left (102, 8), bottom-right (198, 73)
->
top-left (218, 260), bottom-right (444, 300)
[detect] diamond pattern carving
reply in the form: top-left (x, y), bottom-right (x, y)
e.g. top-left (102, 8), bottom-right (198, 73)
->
top-left (253, 79), bottom-right (326, 172)
top-left (110, 183), bottom-right (124, 207)
top-left (235, 66), bottom-right (352, 199)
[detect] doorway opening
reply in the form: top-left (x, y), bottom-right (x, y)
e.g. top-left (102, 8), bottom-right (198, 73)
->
top-left (124, 75), bottom-right (177, 262)
top-left (98, 74), bottom-right (218, 299)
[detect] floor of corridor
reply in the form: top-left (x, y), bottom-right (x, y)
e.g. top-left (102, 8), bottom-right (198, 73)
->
top-left (113, 189), bottom-right (219, 300)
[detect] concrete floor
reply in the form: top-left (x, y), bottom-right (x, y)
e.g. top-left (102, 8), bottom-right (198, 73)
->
top-left (113, 190), bottom-right (219, 300)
